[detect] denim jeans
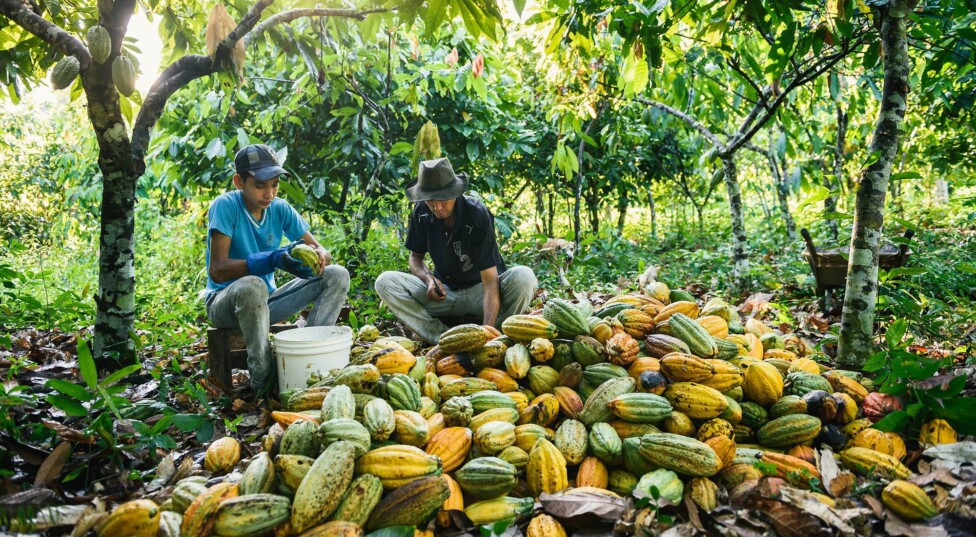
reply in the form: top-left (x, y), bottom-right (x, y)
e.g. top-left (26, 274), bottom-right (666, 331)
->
top-left (206, 265), bottom-right (350, 395)
top-left (374, 265), bottom-right (537, 344)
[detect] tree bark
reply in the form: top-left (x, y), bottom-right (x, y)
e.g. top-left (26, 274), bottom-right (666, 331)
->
top-left (828, 102), bottom-right (847, 241)
top-left (616, 193), bottom-right (628, 235)
top-left (721, 156), bottom-right (750, 287)
top-left (647, 187), bottom-right (657, 239)
top-left (837, 1), bottom-right (912, 368)
top-left (769, 137), bottom-right (797, 242)
top-left (547, 192), bottom-right (555, 237)
top-left (934, 178), bottom-right (949, 204)
top-left (574, 100), bottom-right (608, 248)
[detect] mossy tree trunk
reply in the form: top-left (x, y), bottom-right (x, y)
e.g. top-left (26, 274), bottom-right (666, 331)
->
top-left (0, 0), bottom-right (385, 366)
top-left (720, 155), bottom-right (750, 286)
top-left (828, 102), bottom-right (847, 242)
top-left (837, 0), bottom-right (913, 368)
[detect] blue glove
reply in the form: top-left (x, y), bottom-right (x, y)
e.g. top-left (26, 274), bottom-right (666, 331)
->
top-left (246, 241), bottom-right (317, 279)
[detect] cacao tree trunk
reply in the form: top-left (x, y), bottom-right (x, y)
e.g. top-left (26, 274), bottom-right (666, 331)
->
top-left (616, 193), bottom-right (628, 235)
top-left (720, 155), bottom-right (750, 288)
top-left (646, 187), bottom-right (657, 239)
top-left (547, 192), bottom-right (555, 237)
top-left (837, 1), bottom-right (912, 368)
top-left (934, 177), bottom-right (949, 204)
top-left (534, 189), bottom-right (545, 234)
top-left (573, 101), bottom-right (607, 248)
top-left (87, 89), bottom-right (139, 361)
top-left (828, 102), bottom-right (847, 241)
top-left (768, 139), bottom-right (796, 241)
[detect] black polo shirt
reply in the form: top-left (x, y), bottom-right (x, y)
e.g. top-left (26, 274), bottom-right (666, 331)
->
top-left (405, 195), bottom-right (507, 290)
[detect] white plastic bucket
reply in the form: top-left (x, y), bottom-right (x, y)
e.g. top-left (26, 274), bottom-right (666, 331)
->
top-left (273, 326), bottom-right (353, 392)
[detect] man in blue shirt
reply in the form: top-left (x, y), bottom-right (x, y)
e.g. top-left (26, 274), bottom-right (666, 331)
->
top-left (204, 144), bottom-right (349, 397)
top-left (375, 158), bottom-right (537, 343)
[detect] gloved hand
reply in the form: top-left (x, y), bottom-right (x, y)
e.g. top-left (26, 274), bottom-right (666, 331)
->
top-left (246, 240), bottom-right (317, 279)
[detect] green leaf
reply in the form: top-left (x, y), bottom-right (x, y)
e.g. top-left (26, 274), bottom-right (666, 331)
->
top-left (936, 399), bottom-right (976, 435)
top-left (511, 0), bottom-right (526, 17)
top-left (872, 409), bottom-right (908, 433)
top-left (77, 335), bottom-right (97, 390)
top-left (100, 363), bottom-right (142, 388)
top-left (862, 150), bottom-right (881, 167)
top-left (47, 394), bottom-right (88, 417)
top-left (45, 379), bottom-right (92, 402)
top-left (466, 140), bottom-right (481, 162)
top-left (278, 179), bottom-right (307, 205)
top-left (885, 318), bottom-right (908, 349)
top-left (173, 413), bottom-right (210, 432)
top-left (204, 137), bottom-right (225, 160)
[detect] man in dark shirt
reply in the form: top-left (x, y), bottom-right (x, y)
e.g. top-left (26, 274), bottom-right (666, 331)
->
top-left (375, 158), bottom-right (538, 343)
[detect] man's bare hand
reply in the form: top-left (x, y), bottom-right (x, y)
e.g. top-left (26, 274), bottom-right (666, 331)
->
top-left (314, 247), bottom-right (331, 274)
top-left (426, 277), bottom-right (447, 302)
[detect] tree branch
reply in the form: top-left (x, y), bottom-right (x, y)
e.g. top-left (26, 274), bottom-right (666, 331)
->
top-left (131, 3), bottom-right (389, 163)
top-left (726, 35), bottom-right (865, 154)
top-left (245, 7), bottom-right (392, 45)
top-left (634, 96), bottom-right (726, 151)
top-left (0, 0), bottom-right (91, 66)
top-left (726, 55), bottom-right (768, 108)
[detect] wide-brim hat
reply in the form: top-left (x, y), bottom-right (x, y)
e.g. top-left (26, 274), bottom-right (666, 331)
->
top-left (405, 157), bottom-right (467, 202)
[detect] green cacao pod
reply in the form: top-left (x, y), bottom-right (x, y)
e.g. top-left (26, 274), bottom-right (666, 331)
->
top-left (363, 398), bottom-right (396, 441)
top-left (638, 433), bottom-right (723, 477)
top-left (332, 474), bottom-right (384, 526)
top-left (543, 298), bottom-right (591, 339)
top-left (589, 422), bottom-right (623, 464)
top-left (213, 493), bottom-right (290, 536)
top-left (86, 26), bottom-right (111, 64)
top-left (635, 469), bottom-right (684, 504)
top-left (238, 452), bottom-right (275, 495)
top-left (580, 376), bottom-right (636, 426)
top-left (50, 56), bottom-right (80, 90)
top-left (366, 476), bottom-right (451, 531)
top-left (112, 55), bottom-right (136, 96)
top-left (757, 414), bottom-right (822, 448)
top-left (553, 419), bottom-right (588, 465)
top-left (318, 418), bottom-right (371, 457)
top-left (455, 457), bottom-right (518, 499)
top-left (321, 384), bottom-right (356, 421)
top-left (279, 419), bottom-right (319, 458)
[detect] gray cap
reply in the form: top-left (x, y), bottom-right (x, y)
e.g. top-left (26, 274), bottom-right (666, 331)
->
top-left (234, 143), bottom-right (289, 181)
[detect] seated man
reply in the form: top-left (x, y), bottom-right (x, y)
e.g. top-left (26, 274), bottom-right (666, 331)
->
top-left (204, 143), bottom-right (350, 397)
top-left (375, 157), bottom-right (537, 344)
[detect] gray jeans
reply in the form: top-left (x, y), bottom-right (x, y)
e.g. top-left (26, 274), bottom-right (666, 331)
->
top-left (374, 265), bottom-right (537, 344)
top-left (206, 265), bottom-right (350, 394)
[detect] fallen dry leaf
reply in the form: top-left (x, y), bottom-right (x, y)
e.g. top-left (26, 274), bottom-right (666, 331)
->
top-left (923, 441), bottom-right (976, 464)
top-left (758, 499), bottom-right (827, 537)
top-left (738, 292), bottom-right (774, 315)
top-left (539, 488), bottom-right (630, 521)
top-left (911, 466), bottom-right (958, 487)
top-left (861, 494), bottom-right (884, 519)
top-left (883, 513), bottom-right (948, 537)
top-left (42, 420), bottom-right (95, 444)
top-left (682, 490), bottom-right (704, 531)
top-left (778, 487), bottom-right (861, 535)
top-left (34, 442), bottom-right (71, 487)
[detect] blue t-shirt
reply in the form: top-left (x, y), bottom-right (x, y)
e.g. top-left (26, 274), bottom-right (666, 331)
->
top-left (204, 191), bottom-right (310, 299)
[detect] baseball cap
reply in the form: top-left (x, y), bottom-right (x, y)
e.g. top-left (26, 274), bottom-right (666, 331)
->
top-left (234, 144), bottom-right (289, 181)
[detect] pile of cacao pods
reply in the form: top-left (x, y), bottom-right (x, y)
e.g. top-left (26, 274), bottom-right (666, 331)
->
top-left (93, 281), bottom-right (963, 536)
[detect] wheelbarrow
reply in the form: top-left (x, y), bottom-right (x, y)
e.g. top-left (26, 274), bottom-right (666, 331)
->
top-left (800, 228), bottom-right (914, 309)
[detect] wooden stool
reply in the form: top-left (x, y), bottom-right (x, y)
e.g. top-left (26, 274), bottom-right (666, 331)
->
top-left (206, 324), bottom-right (297, 387)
